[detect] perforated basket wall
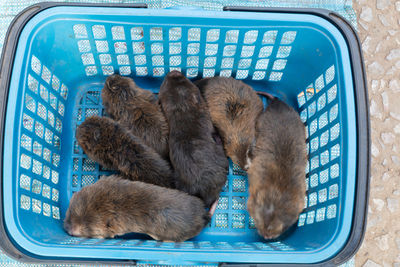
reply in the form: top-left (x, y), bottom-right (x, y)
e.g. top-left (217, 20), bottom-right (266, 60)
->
top-left (0, 4), bottom-right (368, 265)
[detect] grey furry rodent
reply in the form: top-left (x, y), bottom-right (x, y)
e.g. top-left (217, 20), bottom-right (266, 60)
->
top-left (247, 98), bottom-right (307, 239)
top-left (159, 71), bottom-right (228, 208)
top-left (102, 74), bottom-right (169, 159)
top-left (195, 77), bottom-right (263, 170)
top-left (64, 174), bottom-right (209, 241)
top-left (76, 116), bottom-right (174, 188)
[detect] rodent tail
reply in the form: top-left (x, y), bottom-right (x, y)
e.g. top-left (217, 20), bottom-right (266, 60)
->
top-left (257, 91), bottom-right (275, 100)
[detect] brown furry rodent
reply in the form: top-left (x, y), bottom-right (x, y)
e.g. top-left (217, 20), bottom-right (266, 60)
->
top-left (64, 174), bottom-right (209, 241)
top-left (102, 74), bottom-right (169, 159)
top-left (247, 98), bottom-right (307, 239)
top-left (195, 77), bottom-right (263, 170)
top-left (159, 71), bottom-right (228, 208)
top-left (76, 116), bottom-right (174, 188)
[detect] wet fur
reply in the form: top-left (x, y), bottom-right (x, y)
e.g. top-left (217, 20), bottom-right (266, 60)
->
top-left (102, 74), bottom-right (169, 159)
top-left (159, 71), bottom-right (228, 208)
top-left (76, 116), bottom-right (174, 188)
top-left (247, 98), bottom-right (307, 239)
top-left (64, 175), bottom-right (209, 241)
top-left (195, 77), bottom-right (263, 170)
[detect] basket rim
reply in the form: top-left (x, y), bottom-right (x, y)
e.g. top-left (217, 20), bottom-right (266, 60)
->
top-left (0, 3), bottom-right (370, 266)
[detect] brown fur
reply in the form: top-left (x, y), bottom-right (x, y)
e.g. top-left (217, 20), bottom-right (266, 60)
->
top-left (102, 74), bottom-right (169, 159)
top-left (76, 116), bottom-right (174, 188)
top-left (195, 77), bottom-right (263, 170)
top-left (159, 71), bottom-right (228, 208)
top-left (247, 98), bottom-right (307, 239)
top-left (64, 175), bottom-right (209, 241)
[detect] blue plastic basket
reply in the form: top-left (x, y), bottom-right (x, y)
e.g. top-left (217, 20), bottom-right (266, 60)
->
top-left (0, 3), bottom-right (369, 266)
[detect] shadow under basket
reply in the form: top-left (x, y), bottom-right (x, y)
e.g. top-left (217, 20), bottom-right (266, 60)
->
top-left (0, 3), bottom-right (370, 266)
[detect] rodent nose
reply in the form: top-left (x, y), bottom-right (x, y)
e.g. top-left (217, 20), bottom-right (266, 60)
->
top-left (68, 226), bottom-right (82, 237)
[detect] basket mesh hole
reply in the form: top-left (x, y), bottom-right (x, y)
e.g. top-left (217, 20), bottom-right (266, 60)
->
top-left (188, 28), bottom-right (201, 41)
top-left (236, 70), bottom-right (248, 80)
top-left (262, 30), bottom-right (277, 44)
top-left (169, 42), bottom-right (181, 55)
top-left (99, 54), bottom-right (112, 65)
top-left (319, 168), bottom-right (329, 184)
top-left (43, 203), bottom-right (51, 217)
top-left (41, 66), bottom-right (51, 84)
top-left (259, 46), bottom-right (273, 58)
top-left (28, 75), bottom-right (39, 93)
top-left (186, 68), bottom-right (198, 78)
top-left (320, 150), bottom-right (329, 165)
top-left (43, 148), bottom-right (51, 162)
top-left (169, 56), bottom-right (181, 66)
top-left (319, 112), bottom-right (328, 129)
top-left (327, 204), bottom-right (336, 219)
top-left (92, 25), bottom-right (106, 39)
top-left (310, 137), bottom-right (318, 153)
top-left (254, 59), bottom-right (269, 70)
top-left (31, 55), bottom-right (41, 75)
top-left (77, 40), bottom-right (91, 52)
top-left (220, 69), bottom-right (232, 77)
top-left (276, 46), bottom-right (291, 58)
top-left (281, 31), bottom-right (297, 44)
top-left (134, 55), bottom-right (146, 66)
top-left (310, 156), bottom-right (319, 171)
top-left (252, 71), bottom-right (266, 80)
top-left (73, 24), bottom-right (88, 39)
top-left (114, 42), bottom-right (127, 53)
top-left (244, 30), bottom-right (258, 44)
top-left (81, 53), bottom-right (95, 65)
top-left (203, 57), bottom-right (216, 68)
top-left (330, 123), bottom-right (340, 141)
top-left (85, 66), bottom-right (97, 76)
top-left (83, 158), bottom-right (96, 172)
top-left (52, 188), bottom-right (59, 202)
top-left (317, 94), bottom-right (326, 111)
top-left (120, 66), bottom-right (131, 75)
top-left (152, 55), bottom-right (164, 66)
top-left (187, 56), bottom-right (199, 67)
top-left (116, 54), bottom-right (129, 65)
top-left (133, 42), bottom-right (145, 54)
top-left (221, 57), bottom-right (234, 69)
top-left (72, 174), bottom-right (78, 187)
top-left (316, 207), bottom-right (326, 222)
top-left (150, 27), bottom-right (163, 41)
top-left (298, 213), bottom-right (306, 226)
top-left (249, 217), bottom-right (256, 229)
top-left (241, 46), bottom-right (254, 58)
top-left (32, 160), bottom-right (42, 175)
top-left (232, 178), bottom-right (246, 192)
top-left (51, 75), bottom-right (60, 91)
top-left (272, 59), bottom-right (286, 70)
top-left (205, 43), bottom-right (218, 56)
top-left (51, 170), bottom-right (59, 184)
top-left (308, 101), bottom-right (316, 118)
top-left (169, 27), bottom-right (181, 41)
top-left (217, 197), bottom-right (228, 210)
top-left (308, 192), bottom-right (317, 207)
top-left (20, 174), bottom-right (31, 191)
top-left (20, 195), bottom-right (31, 210)
top-left (102, 66), bottom-right (114, 76)
top-left (42, 184), bottom-right (51, 199)
top-left (300, 109), bottom-right (307, 123)
top-left (318, 188), bottom-right (327, 203)
top-left (203, 68), bottom-right (215, 78)
top-left (131, 27), bottom-right (143, 40)
top-left (95, 41), bottom-right (109, 53)
top-left (315, 75), bottom-right (324, 92)
top-left (52, 206), bottom-right (60, 219)
top-left (327, 85), bottom-right (337, 103)
top-left (232, 197), bottom-right (246, 210)
top-left (187, 43), bottom-right (200, 55)
top-left (82, 175), bottom-right (96, 187)
top-left (21, 134), bottom-right (32, 151)
top-left (215, 213), bottom-right (228, 228)
top-left (329, 104), bottom-right (338, 122)
top-left (44, 128), bottom-right (53, 144)
top-left (330, 144), bottom-right (340, 160)
top-left (232, 214), bottom-right (245, 228)
top-left (269, 72), bottom-right (282, 81)
top-left (329, 184), bottom-right (339, 200)
top-left (225, 30), bottom-right (239, 43)
top-left (52, 153), bottom-right (60, 167)
top-left (310, 173), bottom-right (318, 188)
top-left (136, 67), bottom-right (148, 76)
top-left (33, 141), bottom-right (42, 156)
top-left (111, 26), bottom-right (125, 40)
top-left (325, 65), bottom-right (335, 84)
top-left (151, 43), bottom-right (163, 54)
top-left (238, 59), bottom-right (251, 69)
top-left (55, 118), bottom-right (62, 132)
top-left (206, 29), bottom-right (220, 42)
top-left (297, 92), bottom-right (306, 107)
top-left (306, 210), bottom-right (315, 224)
top-left (223, 45), bottom-right (236, 57)
top-left (32, 198), bottom-right (42, 214)
top-left (153, 67), bottom-right (165, 77)
top-left (47, 110), bottom-right (55, 127)
top-left (35, 121), bottom-right (44, 138)
top-left (330, 164), bottom-right (339, 179)
top-left (53, 135), bottom-right (61, 149)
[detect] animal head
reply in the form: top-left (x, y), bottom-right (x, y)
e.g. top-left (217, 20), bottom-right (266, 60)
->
top-left (64, 183), bottom-right (125, 239)
top-left (159, 71), bottom-right (202, 114)
top-left (247, 183), bottom-right (305, 240)
top-left (224, 133), bottom-right (255, 171)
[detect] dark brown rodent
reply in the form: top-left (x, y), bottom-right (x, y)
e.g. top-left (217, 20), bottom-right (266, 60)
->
top-left (247, 98), bottom-right (307, 239)
top-left (64, 174), bottom-right (209, 241)
top-left (195, 77), bottom-right (263, 170)
top-left (102, 74), bottom-right (169, 159)
top-left (159, 71), bottom-right (228, 208)
top-left (76, 116), bottom-right (174, 188)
